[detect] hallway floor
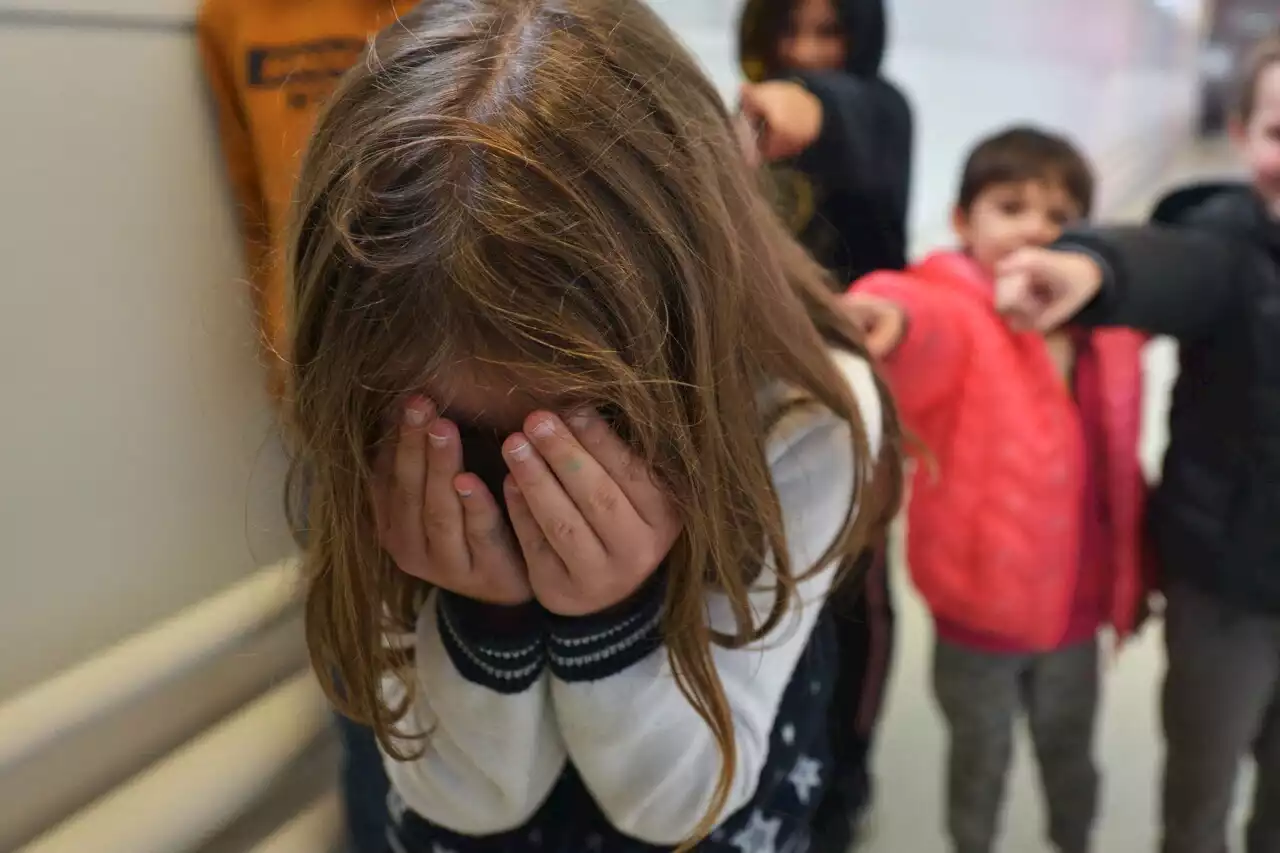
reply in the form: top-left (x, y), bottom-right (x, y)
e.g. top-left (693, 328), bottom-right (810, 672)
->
top-left (861, 140), bottom-right (1246, 853)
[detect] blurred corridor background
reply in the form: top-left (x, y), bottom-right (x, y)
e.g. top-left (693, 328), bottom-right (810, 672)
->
top-left (0, 0), bottom-right (1258, 851)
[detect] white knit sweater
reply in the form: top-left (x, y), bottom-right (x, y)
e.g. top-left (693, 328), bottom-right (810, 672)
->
top-left (380, 350), bottom-right (883, 847)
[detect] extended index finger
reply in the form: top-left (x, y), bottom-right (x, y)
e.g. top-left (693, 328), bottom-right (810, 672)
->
top-left (994, 270), bottom-right (1035, 323)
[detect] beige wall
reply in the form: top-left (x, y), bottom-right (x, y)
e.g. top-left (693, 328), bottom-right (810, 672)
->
top-left (0, 7), bottom-right (295, 700)
top-left (0, 4), bottom-right (306, 846)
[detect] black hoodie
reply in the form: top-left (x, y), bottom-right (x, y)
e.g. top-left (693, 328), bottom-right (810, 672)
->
top-left (1061, 182), bottom-right (1280, 612)
top-left (740, 0), bottom-right (913, 288)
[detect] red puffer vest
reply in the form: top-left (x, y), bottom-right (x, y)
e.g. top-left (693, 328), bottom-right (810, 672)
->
top-left (851, 252), bottom-right (1151, 649)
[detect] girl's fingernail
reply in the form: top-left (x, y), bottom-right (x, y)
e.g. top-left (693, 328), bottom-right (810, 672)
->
top-left (506, 439), bottom-right (532, 461)
top-left (455, 483), bottom-right (473, 498)
top-left (569, 408), bottom-right (598, 431)
top-left (530, 418), bottom-right (555, 439)
top-left (405, 402), bottom-right (428, 427)
top-left (428, 427), bottom-right (450, 447)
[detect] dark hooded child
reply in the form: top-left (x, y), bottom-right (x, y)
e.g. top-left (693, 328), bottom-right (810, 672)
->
top-left (739, 0), bottom-right (913, 287)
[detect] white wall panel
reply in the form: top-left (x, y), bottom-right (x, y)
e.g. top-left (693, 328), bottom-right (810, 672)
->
top-left (0, 2), bottom-right (192, 17)
top-left (649, 0), bottom-right (1205, 243)
top-left (0, 21), bottom-right (295, 701)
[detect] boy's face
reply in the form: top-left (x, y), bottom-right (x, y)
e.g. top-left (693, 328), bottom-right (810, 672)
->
top-left (777, 0), bottom-right (847, 73)
top-left (1233, 64), bottom-right (1280, 217)
top-left (953, 179), bottom-right (1081, 274)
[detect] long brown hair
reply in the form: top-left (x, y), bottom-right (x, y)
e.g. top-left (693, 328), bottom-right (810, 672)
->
top-left (285, 0), bottom-right (902, 842)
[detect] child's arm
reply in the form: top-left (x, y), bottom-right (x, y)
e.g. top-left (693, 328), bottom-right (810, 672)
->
top-left (546, 354), bottom-right (883, 844)
top-left (380, 592), bottom-right (566, 835)
top-left (998, 227), bottom-right (1252, 341)
top-left (849, 272), bottom-right (971, 417)
top-left (738, 76), bottom-right (911, 209)
top-left (196, 2), bottom-right (283, 394)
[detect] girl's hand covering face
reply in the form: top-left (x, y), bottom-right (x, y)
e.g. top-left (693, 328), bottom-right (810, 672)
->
top-left (502, 410), bottom-right (682, 617)
top-left (373, 398), bottom-right (533, 605)
top-left (375, 401), bottom-right (681, 616)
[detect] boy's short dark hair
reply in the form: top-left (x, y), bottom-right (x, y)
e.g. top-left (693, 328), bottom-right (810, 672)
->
top-left (1237, 31), bottom-right (1280, 122)
top-left (957, 126), bottom-right (1095, 217)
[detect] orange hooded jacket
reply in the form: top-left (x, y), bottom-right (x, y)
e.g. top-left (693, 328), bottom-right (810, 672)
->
top-left (197, 0), bottom-right (417, 396)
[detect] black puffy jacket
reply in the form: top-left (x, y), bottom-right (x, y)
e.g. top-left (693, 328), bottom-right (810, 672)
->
top-left (1063, 183), bottom-right (1280, 613)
